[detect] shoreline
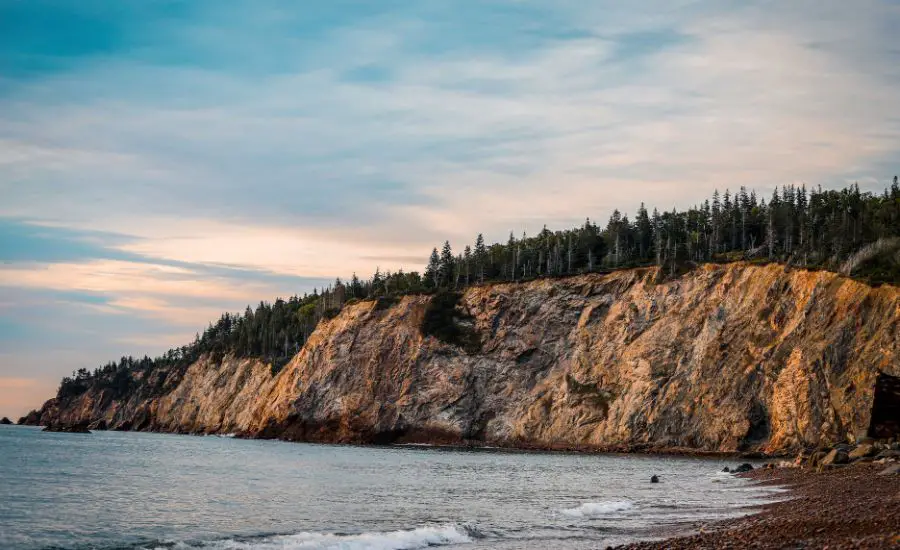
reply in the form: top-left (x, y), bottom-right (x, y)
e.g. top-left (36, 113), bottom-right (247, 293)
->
top-left (18, 421), bottom-right (782, 459)
top-left (615, 462), bottom-right (900, 549)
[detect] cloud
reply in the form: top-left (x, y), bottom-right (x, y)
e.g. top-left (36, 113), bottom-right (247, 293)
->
top-left (1, 0), bottom-right (899, 414)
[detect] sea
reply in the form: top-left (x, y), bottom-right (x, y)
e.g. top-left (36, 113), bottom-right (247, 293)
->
top-left (0, 425), bottom-right (786, 550)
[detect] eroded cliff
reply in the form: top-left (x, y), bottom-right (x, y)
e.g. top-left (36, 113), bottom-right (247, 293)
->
top-left (26, 263), bottom-right (900, 454)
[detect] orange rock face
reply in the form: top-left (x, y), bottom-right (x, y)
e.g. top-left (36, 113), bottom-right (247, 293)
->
top-left (28, 263), bottom-right (900, 453)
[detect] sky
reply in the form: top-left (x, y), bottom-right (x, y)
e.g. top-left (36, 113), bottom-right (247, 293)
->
top-left (1, 0), bottom-right (899, 419)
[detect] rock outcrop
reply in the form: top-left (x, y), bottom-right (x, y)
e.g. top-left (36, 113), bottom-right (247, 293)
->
top-left (42, 422), bottom-right (91, 433)
top-left (22, 263), bottom-right (900, 454)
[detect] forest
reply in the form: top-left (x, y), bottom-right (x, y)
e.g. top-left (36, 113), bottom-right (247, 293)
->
top-left (57, 177), bottom-right (900, 399)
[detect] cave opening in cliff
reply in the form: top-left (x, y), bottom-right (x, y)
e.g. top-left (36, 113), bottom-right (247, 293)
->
top-left (868, 371), bottom-right (900, 439)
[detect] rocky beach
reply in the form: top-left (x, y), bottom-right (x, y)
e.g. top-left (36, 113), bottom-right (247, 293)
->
top-left (618, 445), bottom-right (900, 549)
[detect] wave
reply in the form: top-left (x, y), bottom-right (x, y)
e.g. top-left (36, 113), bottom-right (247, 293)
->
top-left (560, 500), bottom-right (634, 518)
top-left (146, 524), bottom-right (473, 550)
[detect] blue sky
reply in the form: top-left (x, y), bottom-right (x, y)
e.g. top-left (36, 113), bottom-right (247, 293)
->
top-left (1, 0), bottom-right (899, 418)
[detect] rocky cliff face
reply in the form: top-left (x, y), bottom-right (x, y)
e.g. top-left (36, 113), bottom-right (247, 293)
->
top-left (26, 263), bottom-right (900, 454)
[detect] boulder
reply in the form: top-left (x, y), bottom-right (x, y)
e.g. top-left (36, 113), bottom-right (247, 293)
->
top-left (722, 467), bottom-right (730, 473)
top-left (821, 448), bottom-right (849, 466)
top-left (733, 463), bottom-right (754, 473)
top-left (877, 464), bottom-right (900, 476)
top-left (0, 417), bottom-right (12, 425)
top-left (42, 423), bottom-right (91, 434)
top-left (650, 475), bottom-right (659, 483)
top-left (875, 450), bottom-right (900, 460)
top-left (807, 451), bottom-right (828, 468)
top-left (848, 444), bottom-right (876, 460)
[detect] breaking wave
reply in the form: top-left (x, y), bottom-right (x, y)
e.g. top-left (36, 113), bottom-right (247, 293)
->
top-left (560, 500), bottom-right (634, 518)
top-left (147, 524), bottom-right (474, 550)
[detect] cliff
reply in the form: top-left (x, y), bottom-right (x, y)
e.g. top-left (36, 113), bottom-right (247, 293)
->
top-left (25, 263), bottom-right (900, 454)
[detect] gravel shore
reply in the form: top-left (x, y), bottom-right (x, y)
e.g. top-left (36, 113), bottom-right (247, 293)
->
top-left (615, 462), bottom-right (900, 549)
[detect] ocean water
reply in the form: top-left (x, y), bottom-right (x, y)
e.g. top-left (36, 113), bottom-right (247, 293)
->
top-left (0, 425), bottom-right (785, 549)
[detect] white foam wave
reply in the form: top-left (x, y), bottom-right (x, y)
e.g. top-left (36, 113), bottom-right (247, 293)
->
top-left (560, 500), bottom-right (634, 518)
top-left (156, 524), bottom-right (472, 550)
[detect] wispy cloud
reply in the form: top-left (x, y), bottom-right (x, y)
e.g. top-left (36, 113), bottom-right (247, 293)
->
top-left (1, 0), bottom-right (898, 417)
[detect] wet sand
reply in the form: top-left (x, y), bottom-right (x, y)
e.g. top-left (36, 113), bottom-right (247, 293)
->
top-left (615, 463), bottom-right (900, 549)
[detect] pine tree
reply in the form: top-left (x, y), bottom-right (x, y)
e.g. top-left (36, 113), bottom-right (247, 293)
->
top-left (439, 241), bottom-right (454, 288)
top-left (474, 234), bottom-right (486, 284)
top-left (425, 248), bottom-right (440, 288)
top-left (463, 245), bottom-right (472, 286)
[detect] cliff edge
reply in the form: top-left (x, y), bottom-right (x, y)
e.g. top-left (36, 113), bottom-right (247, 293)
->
top-left (25, 263), bottom-right (900, 454)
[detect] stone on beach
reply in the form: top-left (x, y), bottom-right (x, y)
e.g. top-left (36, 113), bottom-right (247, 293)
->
top-left (821, 448), bottom-right (849, 466)
top-left (848, 443), bottom-right (876, 460)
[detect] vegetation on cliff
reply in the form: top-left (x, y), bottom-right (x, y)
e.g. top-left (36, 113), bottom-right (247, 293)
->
top-left (55, 177), bottom-right (900, 403)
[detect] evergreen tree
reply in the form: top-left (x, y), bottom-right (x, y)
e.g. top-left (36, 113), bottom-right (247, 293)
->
top-left (474, 234), bottom-right (487, 283)
top-left (425, 248), bottom-right (440, 288)
top-left (439, 241), bottom-right (454, 288)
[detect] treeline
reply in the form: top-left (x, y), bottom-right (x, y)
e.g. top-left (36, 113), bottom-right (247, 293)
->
top-left (58, 293), bottom-right (333, 398)
top-left (57, 177), bottom-right (900, 399)
top-left (413, 178), bottom-right (900, 289)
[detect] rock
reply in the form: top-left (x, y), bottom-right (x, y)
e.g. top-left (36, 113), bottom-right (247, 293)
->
top-left (849, 444), bottom-right (876, 460)
top-left (733, 463), bottom-right (754, 473)
top-left (807, 451), bottom-right (828, 468)
top-left (722, 466), bottom-right (730, 473)
top-left (651, 475), bottom-right (659, 483)
top-left (87, 419), bottom-right (108, 431)
top-left (42, 423), bottom-right (91, 434)
top-left (856, 435), bottom-right (875, 445)
top-left (877, 464), bottom-right (900, 476)
top-left (18, 409), bottom-right (41, 425)
top-left (821, 449), bottom-right (849, 466)
top-left (875, 450), bottom-right (900, 460)
top-left (739, 451), bottom-right (766, 459)
top-left (0, 417), bottom-right (11, 425)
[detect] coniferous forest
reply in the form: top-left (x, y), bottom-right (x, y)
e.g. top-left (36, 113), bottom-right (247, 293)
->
top-left (57, 178), bottom-right (900, 398)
